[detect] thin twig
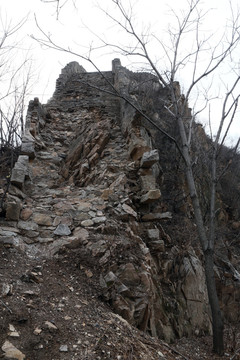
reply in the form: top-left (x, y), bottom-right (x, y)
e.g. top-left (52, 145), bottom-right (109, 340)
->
top-left (0, 299), bottom-right (12, 314)
top-left (163, 342), bottom-right (190, 360)
top-left (230, 348), bottom-right (240, 360)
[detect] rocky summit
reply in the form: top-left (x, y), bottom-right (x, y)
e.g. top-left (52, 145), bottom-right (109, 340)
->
top-left (0, 59), bottom-right (240, 359)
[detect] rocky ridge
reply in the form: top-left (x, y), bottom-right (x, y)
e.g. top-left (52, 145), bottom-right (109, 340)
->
top-left (1, 59), bottom-right (240, 359)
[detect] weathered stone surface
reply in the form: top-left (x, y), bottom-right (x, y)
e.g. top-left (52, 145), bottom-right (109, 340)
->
top-left (1, 283), bottom-right (13, 297)
top-left (140, 149), bottom-right (159, 168)
top-left (21, 132), bottom-right (35, 159)
top-left (0, 236), bottom-right (16, 245)
top-left (8, 185), bottom-right (26, 199)
top-left (119, 263), bottom-right (140, 286)
top-left (88, 210), bottom-right (96, 218)
top-left (46, 238), bottom-right (71, 256)
top-left (92, 216), bottom-right (106, 224)
top-left (89, 240), bottom-right (107, 257)
top-left (24, 231), bottom-right (39, 239)
top-left (18, 220), bottom-right (38, 231)
top-left (0, 235), bottom-right (26, 252)
top-left (53, 201), bottom-right (74, 212)
top-left (66, 141), bottom-right (83, 167)
top-left (72, 227), bottom-right (89, 244)
top-left (87, 143), bottom-right (101, 159)
top-left (20, 208), bottom-right (33, 221)
top-left (61, 61), bottom-right (86, 76)
top-left (104, 271), bottom-right (118, 286)
top-left (89, 152), bottom-right (99, 165)
top-left (110, 174), bottom-right (127, 190)
top-left (2, 340), bottom-right (25, 360)
top-left (76, 202), bottom-right (92, 212)
top-left (64, 237), bottom-right (82, 249)
top-left (79, 162), bottom-right (89, 177)
top-left (6, 196), bottom-right (22, 221)
top-left (122, 203), bottom-right (138, 219)
top-left (17, 155), bottom-right (29, 170)
top-left (0, 228), bottom-right (18, 238)
top-left (81, 219), bottom-right (94, 227)
top-left (54, 224), bottom-right (71, 236)
top-left (140, 189), bottom-right (161, 204)
top-left (38, 237), bottom-right (54, 243)
top-left (148, 240), bottom-right (165, 252)
top-left (37, 151), bottom-right (55, 160)
top-left (117, 284), bottom-right (130, 295)
top-left (24, 236), bottom-right (38, 244)
top-left (96, 133), bottom-right (111, 153)
top-left (33, 327), bottom-right (42, 335)
top-left (74, 212), bottom-right (89, 222)
top-left (10, 168), bottom-right (24, 189)
top-left (59, 345), bottom-right (68, 352)
top-left (147, 229), bottom-right (160, 240)
top-left (33, 213), bottom-right (53, 226)
top-left (112, 296), bottom-right (133, 322)
top-left (99, 250), bottom-right (111, 265)
top-left (53, 215), bottom-right (72, 226)
top-left (101, 188), bottom-right (113, 200)
top-left (140, 175), bottom-right (156, 192)
top-left (8, 324), bottom-right (20, 338)
top-left (0, 226), bottom-right (20, 234)
top-left (44, 321), bottom-right (58, 331)
top-left (128, 136), bottom-right (150, 161)
top-left (10, 155), bottom-right (30, 189)
top-left (139, 272), bottom-right (152, 292)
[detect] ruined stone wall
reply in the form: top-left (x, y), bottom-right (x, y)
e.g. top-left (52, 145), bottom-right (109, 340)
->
top-left (2, 60), bottom-right (240, 343)
top-left (49, 64), bottom-right (119, 118)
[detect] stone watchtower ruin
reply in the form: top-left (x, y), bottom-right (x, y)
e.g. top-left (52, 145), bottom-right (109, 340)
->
top-left (3, 59), bottom-right (218, 342)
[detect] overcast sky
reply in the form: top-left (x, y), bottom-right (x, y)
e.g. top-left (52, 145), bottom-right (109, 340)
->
top-left (1, 0), bottom-right (240, 144)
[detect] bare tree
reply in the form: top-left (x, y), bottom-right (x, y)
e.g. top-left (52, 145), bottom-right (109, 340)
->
top-left (33, 0), bottom-right (240, 354)
top-left (0, 15), bottom-right (34, 149)
top-left (102, 1), bottom-right (240, 355)
top-left (40, 0), bottom-right (77, 20)
top-left (0, 15), bottom-right (34, 213)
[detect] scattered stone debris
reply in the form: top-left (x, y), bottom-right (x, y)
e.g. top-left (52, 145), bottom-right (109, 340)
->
top-left (59, 345), bottom-right (68, 352)
top-left (2, 340), bottom-right (25, 360)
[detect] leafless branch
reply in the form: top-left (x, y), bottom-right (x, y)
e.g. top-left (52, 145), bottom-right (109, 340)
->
top-left (40, 0), bottom-right (77, 20)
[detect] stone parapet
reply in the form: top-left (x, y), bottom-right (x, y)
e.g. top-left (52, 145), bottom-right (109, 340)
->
top-left (10, 97), bottom-right (47, 190)
top-left (111, 59), bottom-right (163, 205)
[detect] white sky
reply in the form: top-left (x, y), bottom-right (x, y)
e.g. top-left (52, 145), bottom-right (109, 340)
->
top-left (1, 0), bottom-right (240, 145)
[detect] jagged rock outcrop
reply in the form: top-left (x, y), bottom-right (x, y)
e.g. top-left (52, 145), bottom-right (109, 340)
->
top-left (1, 59), bottom-right (240, 344)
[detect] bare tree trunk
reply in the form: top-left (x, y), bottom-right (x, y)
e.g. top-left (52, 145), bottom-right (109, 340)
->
top-left (176, 113), bottom-right (224, 355)
top-left (204, 249), bottom-right (224, 355)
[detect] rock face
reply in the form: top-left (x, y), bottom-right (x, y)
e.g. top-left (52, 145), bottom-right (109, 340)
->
top-left (2, 340), bottom-right (25, 359)
top-left (1, 59), bottom-right (240, 343)
top-left (10, 155), bottom-right (30, 189)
